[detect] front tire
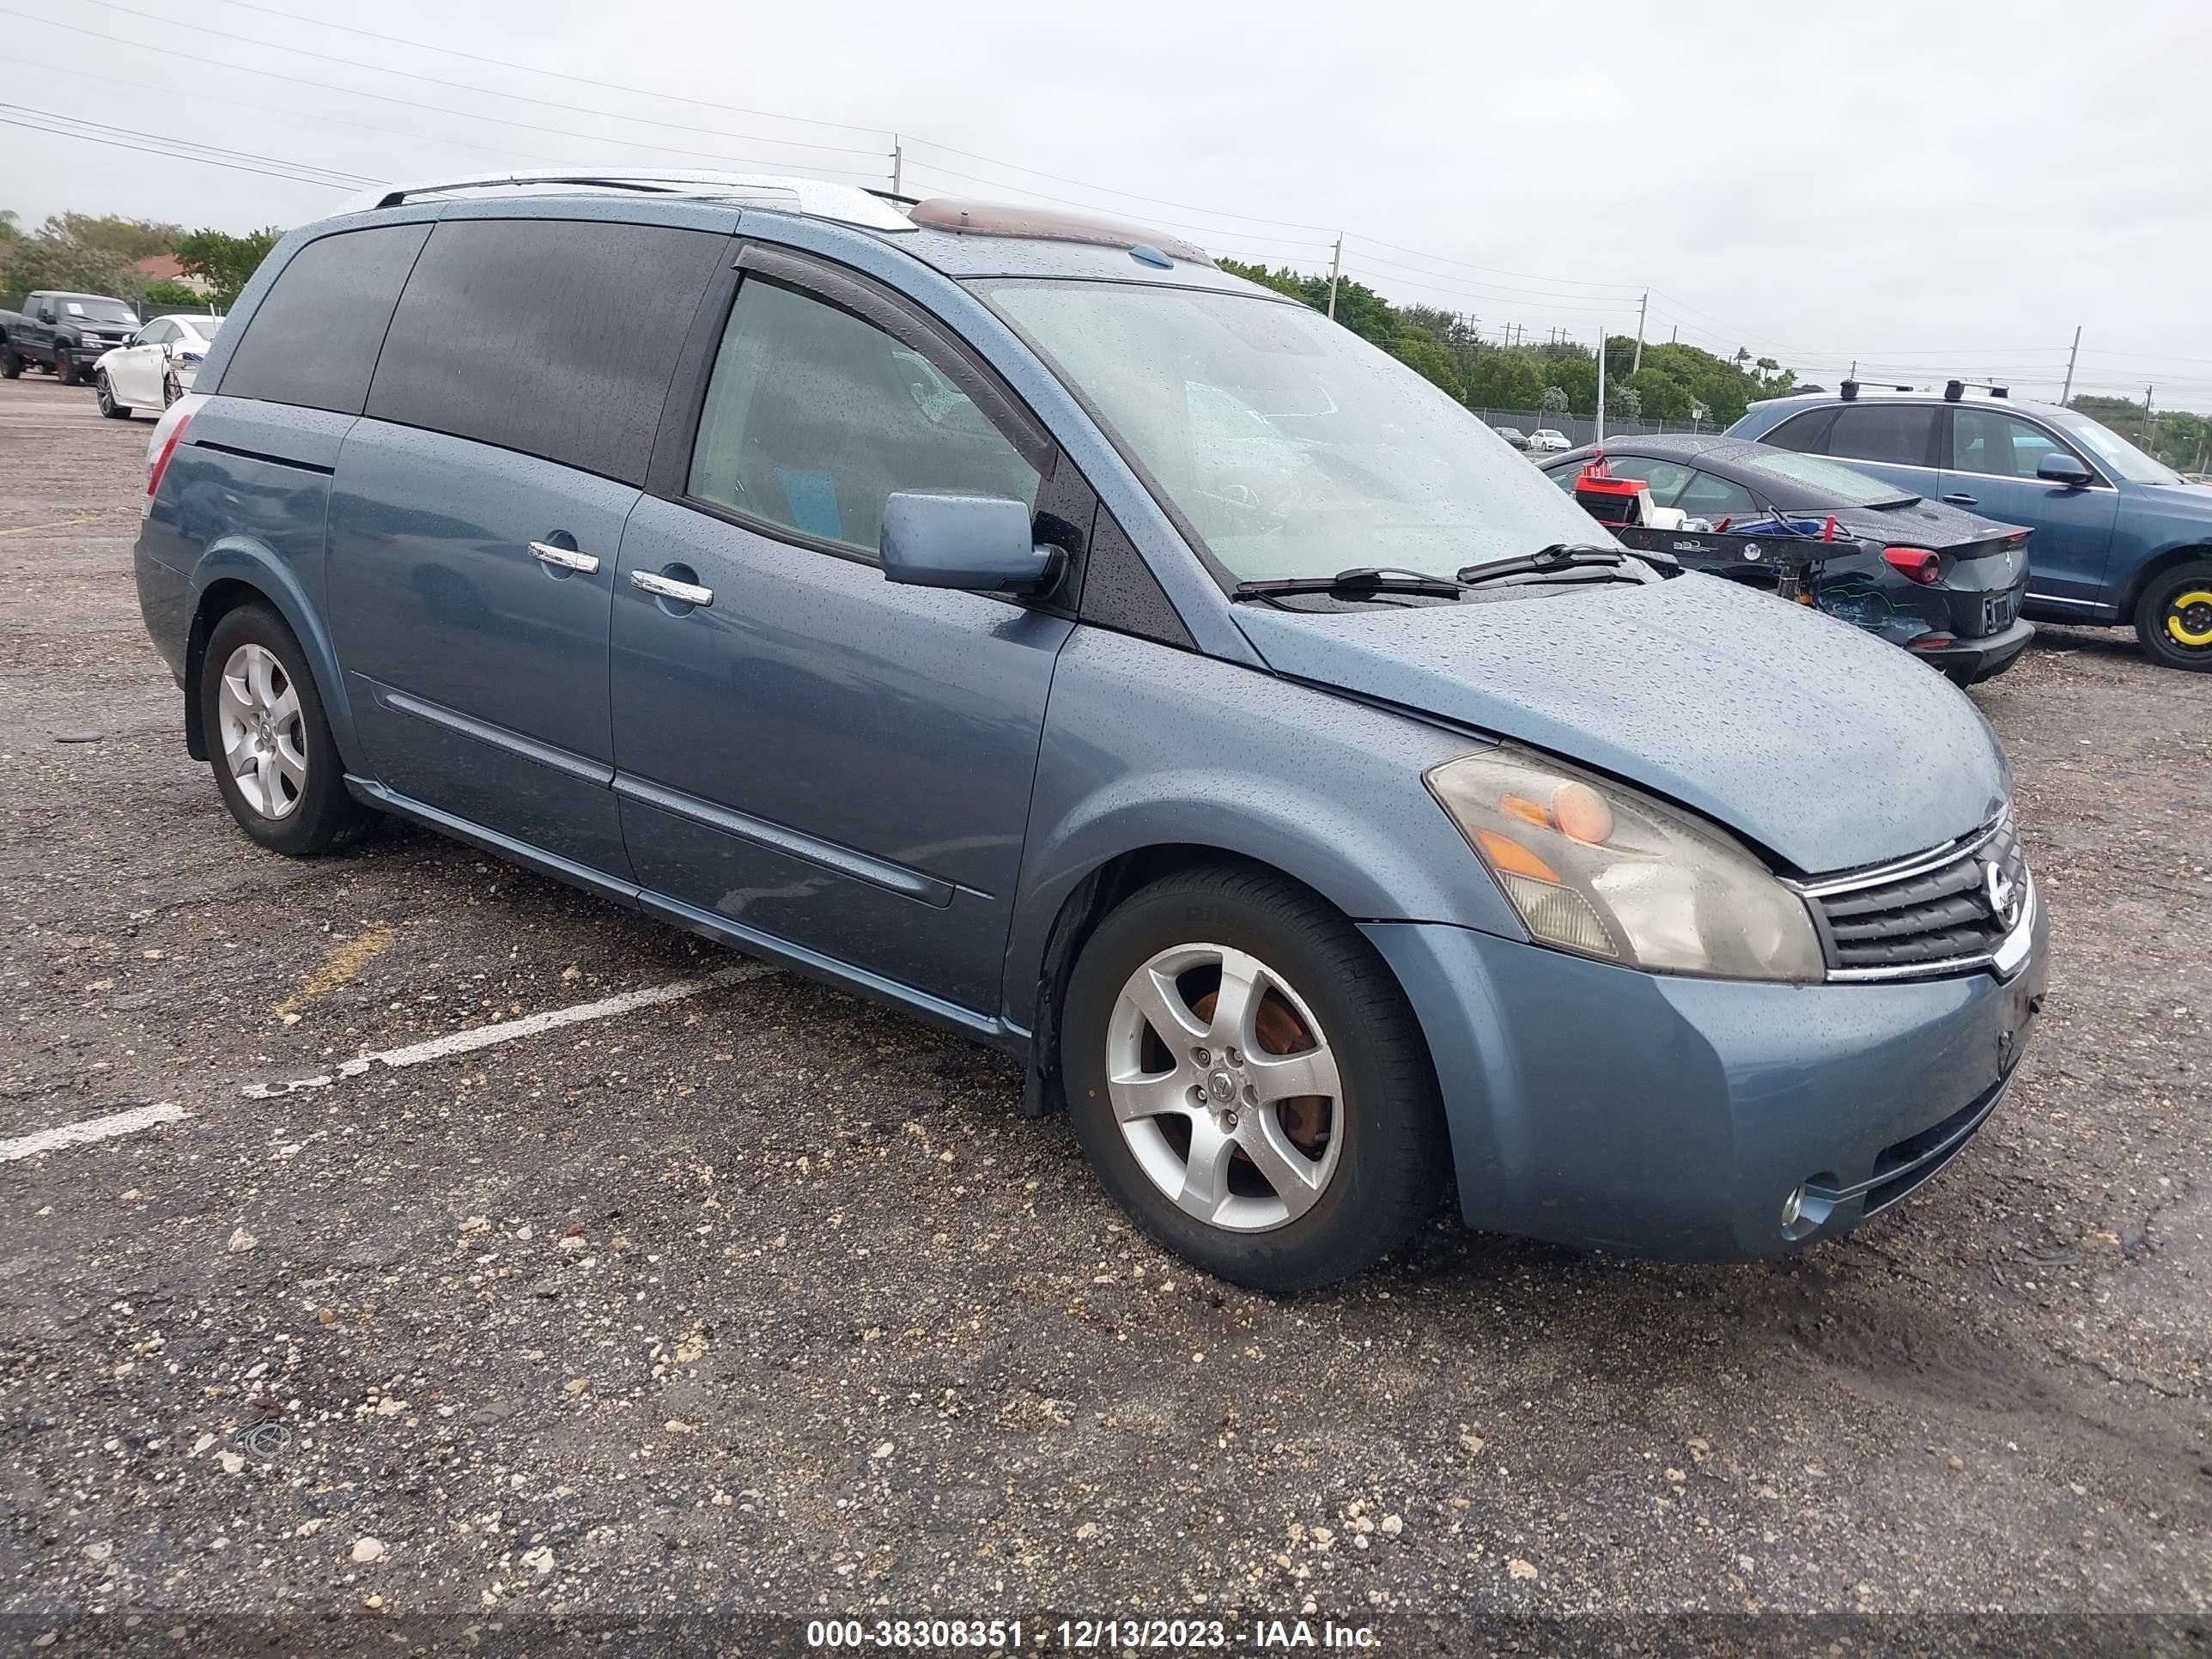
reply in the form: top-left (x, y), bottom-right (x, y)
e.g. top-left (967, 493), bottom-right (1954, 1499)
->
top-left (1060, 866), bottom-right (1448, 1291)
top-left (198, 604), bottom-right (364, 856)
top-left (94, 371), bottom-right (131, 419)
top-left (0, 347), bottom-right (20, 380)
top-left (2134, 558), bottom-right (2212, 672)
top-left (54, 346), bottom-right (79, 386)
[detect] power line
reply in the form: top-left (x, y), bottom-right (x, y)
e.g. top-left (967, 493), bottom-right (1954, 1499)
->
top-left (213, 0), bottom-right (887, 137)
top-left (0, 9), bottom-right (892, 180)
top-left (1, 101), bottom-right (378, 185)
top-left (77, 0), bottom-right (890, 157)
top-left (0, 111), bottom-right (374, 190)
top-left (21, 58), bottom-right (552, 167)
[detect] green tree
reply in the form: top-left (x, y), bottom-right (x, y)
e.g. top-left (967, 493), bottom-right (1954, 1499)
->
top-left (1391, 335), bottom-right (1462, 400)
top-left (41, 213), bottom-right (182, 260)
top-left (0, 210), bottom-right (20, 244)
top-left (173, 226), bottom-right (283, 308)
top-left (1461, 349), bottom-right (1547, 410)
top-left (2, 236), bottom-right (141, 301)
top-left (1216, 257), bottom-right (1310, 301)
top-left (141, 278), bottom-right (213, 312)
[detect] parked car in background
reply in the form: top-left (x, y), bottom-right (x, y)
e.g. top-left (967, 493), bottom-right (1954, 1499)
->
top-left (135, 170), bottom-right (2044, 1291)
top-left (94, 313), bottom-right (223, 417)
top-left (0, 290), bottom-right (141, 385)
top-left (1540, 435), bottom-right (2034, 683)
top-left (1729, 384), bottom-right (2212, 672)
top-left (1528, 428), bottom-right (1571, 453)
top-left (1492, 424), bottom-right (1530, 451)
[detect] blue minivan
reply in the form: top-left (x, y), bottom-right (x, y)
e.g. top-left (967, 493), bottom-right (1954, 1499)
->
top-left (1729, 384), bottom-right (2212, 671)
top-left (135, 171), bottom-right (2046, 1289)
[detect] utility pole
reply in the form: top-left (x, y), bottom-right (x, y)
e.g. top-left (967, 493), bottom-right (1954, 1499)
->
top-left (2059, 325), bottom-right (2081, 406)
top-left (1595, 325), bottom-right (1607, 447)
top-left (1325, 235), bottom-right (1343, 320)
top-left (890, 134), bottom-right (902, 196)
top-left (2145, 384), bottom-right (2157, 457)
top-left (1632, 289), bottom-right (1648, 375)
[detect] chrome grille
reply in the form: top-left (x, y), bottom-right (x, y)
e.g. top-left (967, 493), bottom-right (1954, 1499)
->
top-left (1799, 812), bottom-right (2030, 979)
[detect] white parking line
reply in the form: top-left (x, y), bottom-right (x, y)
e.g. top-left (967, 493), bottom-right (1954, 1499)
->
top-left (240, 961), bottom-right (772, 1098)
top-left (2, 963), bottom-right (775, 1166)
top-left (0, 1102), bottom-right (188, 1164)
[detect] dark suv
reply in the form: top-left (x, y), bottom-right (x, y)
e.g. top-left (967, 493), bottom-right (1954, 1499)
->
top-left (1729, 385), bottom-right (2212, 671)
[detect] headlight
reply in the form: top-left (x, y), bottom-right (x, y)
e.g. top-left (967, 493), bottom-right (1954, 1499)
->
top-left (1425, 746), bottom-right (1824, 982)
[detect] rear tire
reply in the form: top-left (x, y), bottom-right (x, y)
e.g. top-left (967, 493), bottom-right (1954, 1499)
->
top-left (54, 346), bottom-right (78, 386)
top-left (94, 371), bottom-right (131, 419)
top-left (198, 603), bottom-right (365, 856)
top-left (162, 369), bottom-right (182, 408)
top-left (1060, 866), bottom-right (1448, 1291)
top-left (2133, 558), bottom-right (2212, 672)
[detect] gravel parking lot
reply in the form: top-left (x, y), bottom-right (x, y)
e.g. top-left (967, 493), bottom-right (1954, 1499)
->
top-left (2, 373), bottom-right (2207, 1650)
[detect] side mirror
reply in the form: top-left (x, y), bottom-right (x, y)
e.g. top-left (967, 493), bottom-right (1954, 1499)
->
top-left (2037, 451), bottom-right (2093, 489)
top-left (36, 309), bottom-right (54, 324)
top-left (879, 492), bottom-right (1060, 595)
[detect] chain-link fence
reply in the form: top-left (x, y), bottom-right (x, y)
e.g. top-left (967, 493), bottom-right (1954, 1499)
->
top-left (1469, 408), bottom-right (1719, 447)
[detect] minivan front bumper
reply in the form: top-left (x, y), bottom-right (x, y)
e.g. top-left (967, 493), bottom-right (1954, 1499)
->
top-left (1363, 901), bottom-right (2048, 1260)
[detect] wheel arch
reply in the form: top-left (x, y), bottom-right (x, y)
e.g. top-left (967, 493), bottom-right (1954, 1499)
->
top-left (182, 545), bottom-right (362, 769)
top-left (2120, 543), bottom-right (2212, 618)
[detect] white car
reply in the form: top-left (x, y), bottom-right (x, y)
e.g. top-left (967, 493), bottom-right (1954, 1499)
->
top-left (94, 314), bottom-right (223, 419)
top-left (1527, 428), bottom-right (1572, 452)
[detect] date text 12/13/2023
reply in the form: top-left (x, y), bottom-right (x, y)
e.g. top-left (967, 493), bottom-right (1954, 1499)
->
top-left (805, 1617), bottom-right (1382, 1650)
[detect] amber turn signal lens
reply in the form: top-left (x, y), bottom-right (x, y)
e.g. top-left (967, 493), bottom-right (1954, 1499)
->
top-left (1475, 830), bottom-right (1560, 883)
top-left (1499, 793), bottom-right (1550, 829)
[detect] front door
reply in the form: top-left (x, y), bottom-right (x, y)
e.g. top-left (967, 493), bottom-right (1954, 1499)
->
top-left (611, 256), bottom-right (1082, 1020)
top-left (1939, 404), bottom-right (2120, 611)
top-left (109, 319), bottom-right (172, 407)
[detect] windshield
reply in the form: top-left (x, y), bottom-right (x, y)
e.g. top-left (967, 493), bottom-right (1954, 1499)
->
top-left (2043, 406), bottom-right (2180, 485)
top-left (62, 298), bottom-right (138, 325)
top-left (976, 280), bottom-right (1614, 581)
top-left (1727, 447), bottom-right (1916, 507)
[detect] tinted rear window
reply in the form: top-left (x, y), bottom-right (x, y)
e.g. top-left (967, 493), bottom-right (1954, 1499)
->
top-left (219, 224), bottom-right (430, 414)
top-left (366, 218), bottom-right (726, 486)
top-left (1826, 404), bottom-right (1941, 468)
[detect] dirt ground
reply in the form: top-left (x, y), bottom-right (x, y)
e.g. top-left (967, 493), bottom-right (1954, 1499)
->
top-left (1, 373), bottom-right (2205, 1654)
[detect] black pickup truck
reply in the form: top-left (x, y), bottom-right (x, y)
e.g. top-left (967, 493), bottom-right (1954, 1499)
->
top-left (0, 290), bottom-right (143, 385)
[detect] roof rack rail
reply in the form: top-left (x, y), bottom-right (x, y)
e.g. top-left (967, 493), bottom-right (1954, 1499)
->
top-left (340, 170), bottom-right (915, 233)
top-left (1943, 378), bottom-right (2008, 401)
top-left (1838, 380), bottom-right (1916, 400)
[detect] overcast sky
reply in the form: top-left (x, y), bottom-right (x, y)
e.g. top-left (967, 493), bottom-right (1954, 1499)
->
top-left (9, 0), bottom-right (2208, 407)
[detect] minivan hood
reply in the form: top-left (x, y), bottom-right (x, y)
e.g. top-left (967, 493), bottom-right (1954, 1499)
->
top-left (1233, 574), bottom-right (2008, 875)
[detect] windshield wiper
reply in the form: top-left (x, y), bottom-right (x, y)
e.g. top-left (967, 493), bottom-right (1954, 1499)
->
top-left (1231, 566), bottom-right (1468, 602)
top-left (1455, 544), bottom-right (1654, 586)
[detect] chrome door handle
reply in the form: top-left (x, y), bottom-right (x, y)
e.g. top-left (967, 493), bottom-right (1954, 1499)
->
top-left (630, 569), bottom-right (714, 607)
top-left (1942, 493), bottom-right (1977, 506)
top-left (529, 541), bottom-right (600, 574)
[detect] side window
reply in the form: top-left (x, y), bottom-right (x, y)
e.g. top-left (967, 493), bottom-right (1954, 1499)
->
top-left (1674, 468), bottom-right (1759, 519)
top-left (1825, 404), bottom-right (1940, 467)
top-left (368, 218), bottom-right (728, 486)
top-left (139, 319), bottom-right (176, 347)
top-left (1760, 410), bottom-right (1836, 453)
top-left (220, 224), bottom-right (431, 415)
top-left (1608, 458), bottom-right (1696, 506)
top-left (1951, 408), bottom-right (2081, 479)
top-left (688, 276), bottom-right (1042, 556)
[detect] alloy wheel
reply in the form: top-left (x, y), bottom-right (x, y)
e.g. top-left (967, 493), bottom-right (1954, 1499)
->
top-left (1104, 942), bottom-right (1345, 1232)
top-left (217, 643), bottom-right (308, 820)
